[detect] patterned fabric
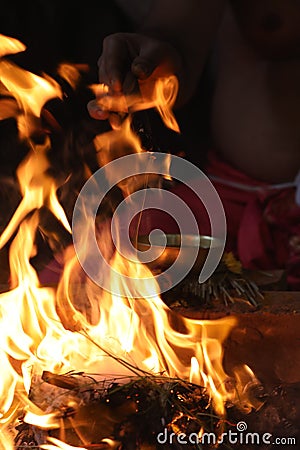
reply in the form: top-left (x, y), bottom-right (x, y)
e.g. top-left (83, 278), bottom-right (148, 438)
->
top-left (205, 151), bottom-right (300, 290)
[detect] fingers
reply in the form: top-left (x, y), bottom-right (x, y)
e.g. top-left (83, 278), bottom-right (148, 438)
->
top-left (87, 99), bottom-right (109, 120)
top-left (86, 100), bottom-right (123, 129)
top-left (90, 33), bottom-right (182, 122)
top-left (98, 34), bottom-right (131, 93)
top-left (98, 33), bottom-right (166, 94)
top-left (131, 38), bottom-right (181, 79)
top-left (92, 33), bottom-right (143, 121)
top-left (131, 40), bottom-right (162, 80)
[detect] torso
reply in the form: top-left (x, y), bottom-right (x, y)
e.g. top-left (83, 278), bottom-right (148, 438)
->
top-left (211, 0), bottom-right (300, 182)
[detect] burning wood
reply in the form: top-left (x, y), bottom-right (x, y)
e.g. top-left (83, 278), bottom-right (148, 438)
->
top-left (15, 369), bottom-right (264, 449)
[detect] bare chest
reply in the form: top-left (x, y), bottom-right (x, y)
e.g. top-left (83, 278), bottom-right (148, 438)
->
top-left (210, 3), bottom-right (300, 183)
top-left (230, 0), bottom-right (300, 58)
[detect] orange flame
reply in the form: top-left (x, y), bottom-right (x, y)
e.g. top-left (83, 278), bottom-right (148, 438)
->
top-left (0, 35), bottom-right (258, 449)
top-left (57, 63), bottom-right (85, 90)
top-left (0, 60), bottom-right (62, 118)
top-left (0, 34), bottom-right (26, 57)
top-left (41, 437), bottom-right (87, 450)
top-left (0, 138), bottom-right (71, 252)
top-left (90, 75), bottom-right (179, 132)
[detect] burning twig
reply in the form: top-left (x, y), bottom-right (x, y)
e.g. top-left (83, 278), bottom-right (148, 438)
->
top-left (16, 369), bottom-right (268, 450)
top-left (78, 329), bottom-right (153, 378)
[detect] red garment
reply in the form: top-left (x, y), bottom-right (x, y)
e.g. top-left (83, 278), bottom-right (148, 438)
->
top-left (132, 151), bottom-right (300, 289)
top-left (40, 152), bottom-right (300, 290)
top-left (205, 151), bottom-right (300, 290)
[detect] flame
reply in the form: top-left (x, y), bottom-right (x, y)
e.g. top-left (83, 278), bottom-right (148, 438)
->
top-left (0, 34), bottom-right (26, 57)
top-left (0, 35), bottom-right (258, 449)
top-left (0, 43), bottom-right (62, 140)
top-left (0, 430), bottom-right (14, 450)
top-left (41, 437), bottom-right (87, 450)
top-left (0, 60), bottom-right (62, 118)
top-left (57, 63), bottom-right (83, 90)
top-left (0, 137), bottom-right (71, 252)
top-left (94, 117), bottom-right (156, 197)
top-left (23, 408), bottom-right (60, 430)
top-left (90, 75), bottom-right (179, 132)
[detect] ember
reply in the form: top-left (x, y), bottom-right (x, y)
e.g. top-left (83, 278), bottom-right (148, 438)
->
top-left (0, 33), bottom-right (265, 450)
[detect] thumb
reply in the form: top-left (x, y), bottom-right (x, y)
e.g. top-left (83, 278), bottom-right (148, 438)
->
top-left (131, 39), bottom-right (181, 81)
top-left (131, 38), bottom-right (164, 79)
top-left (131, 56), bottom-right (156, 80)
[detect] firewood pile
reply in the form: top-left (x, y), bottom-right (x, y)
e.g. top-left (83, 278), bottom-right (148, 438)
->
top-left (13, 369), bottom-right (300, 450)
top-left (13, 370), bottom-right (249, 450)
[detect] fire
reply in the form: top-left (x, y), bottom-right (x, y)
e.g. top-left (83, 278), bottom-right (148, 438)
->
top-left (0, 59), bottom-right (62, 140)
top-left (89, 74), bottom-right (179, 132)
top-left (0, 138), bottom-right (71, 251)
top-left (0, 35), bottom-right (258, 449)
top-left (0, 34), bottom-right (26, 58)
top-left (41, 437), bottom-right (87, 450)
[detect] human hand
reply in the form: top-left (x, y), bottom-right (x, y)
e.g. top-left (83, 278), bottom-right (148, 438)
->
top-left (87, 32), bottom-right (182, 120)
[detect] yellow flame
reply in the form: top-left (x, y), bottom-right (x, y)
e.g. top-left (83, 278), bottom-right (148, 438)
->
top-left (0, 59), bottom-right (62, 117)
top-left (0, 34), bottom-right (26, 57)
top-left (0, 428), bottom-right (14, 450)
top-left (57, 63), bottom-right (82, 90)
top-left (90, 75), bottom-right (179, 132)
top-left (0, 37), bottom-right (258, 449)
top-left (0, 138), bottom-right (71, 251)
top-left (41, 437), bottom-right (87, 450)
top-left (23, 409), bottom-right (60, 429)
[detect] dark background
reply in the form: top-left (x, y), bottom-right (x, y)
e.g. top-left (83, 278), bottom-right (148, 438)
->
top-left (0, 1), bottom-right (213, 168)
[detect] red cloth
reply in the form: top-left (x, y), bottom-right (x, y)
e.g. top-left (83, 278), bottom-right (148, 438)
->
top-left (40, 151), bottom-right (300, 290)
top-left (132, 150), bottom-right (300, 289)
top-left (205, 151), bottom-right (300, 289)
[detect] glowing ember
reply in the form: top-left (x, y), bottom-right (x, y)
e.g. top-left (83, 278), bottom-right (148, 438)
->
top-left (0, 34), bottom-right (259, 449)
